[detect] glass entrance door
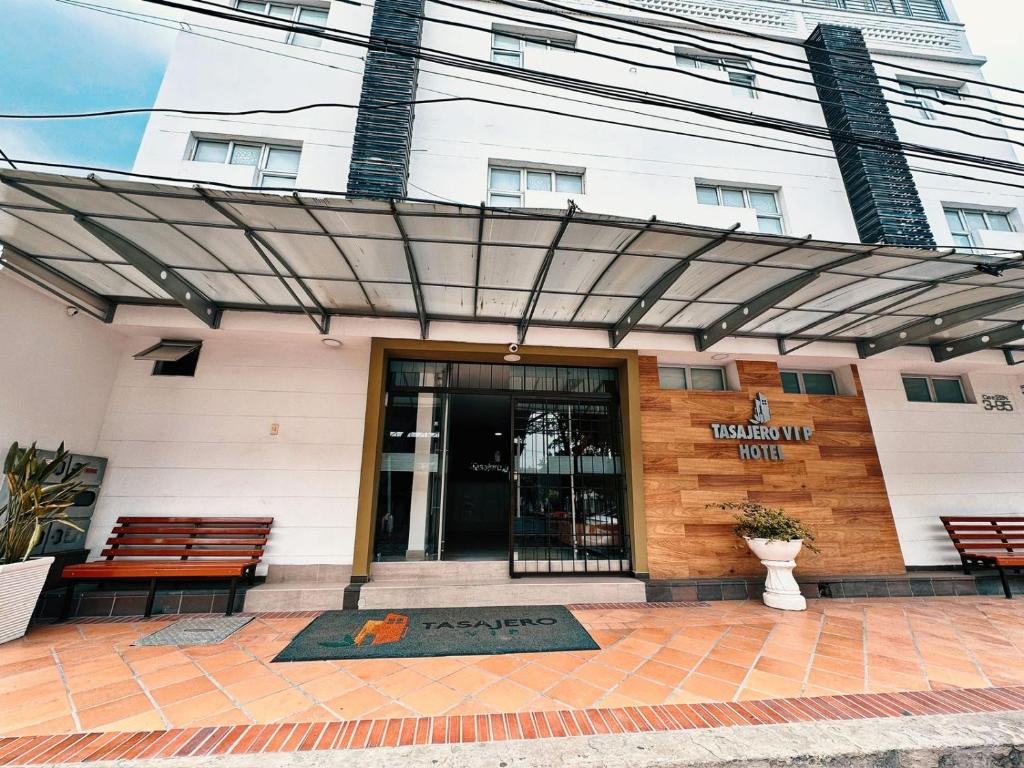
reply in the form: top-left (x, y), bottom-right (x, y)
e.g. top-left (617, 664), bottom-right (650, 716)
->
top-left (511, 400), bottom-right (630, 575)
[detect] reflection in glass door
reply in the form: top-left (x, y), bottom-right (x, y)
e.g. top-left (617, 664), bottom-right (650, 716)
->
top-left (375, 392), bottom-right (449, 561)
top-left (511, 400), bottom-right (630, 575)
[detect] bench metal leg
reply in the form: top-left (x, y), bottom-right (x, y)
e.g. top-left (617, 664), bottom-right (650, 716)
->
top-left (60, 584), bottom-right (76, 621)
top-left (144, 578), bottom-right (158, 617)
top-left (998, 567), bottom-right (1014, 599)
top-left (226, 577), bottom-right (238, 617)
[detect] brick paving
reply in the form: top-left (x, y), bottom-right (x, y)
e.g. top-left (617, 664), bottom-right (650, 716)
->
top-left (1, 597), bottom-right (1023, 763)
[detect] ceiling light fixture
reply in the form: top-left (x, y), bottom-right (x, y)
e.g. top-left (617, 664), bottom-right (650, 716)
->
top-left (322, 338), bottom-right (343, 348)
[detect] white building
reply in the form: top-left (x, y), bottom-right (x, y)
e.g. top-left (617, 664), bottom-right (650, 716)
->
top-left (3, 0), bottom-right (1024, 614)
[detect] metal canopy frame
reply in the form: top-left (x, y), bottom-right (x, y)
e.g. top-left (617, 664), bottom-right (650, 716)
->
top-left (2, 177), bottom-right (222, 328)
top-left (3, 170), bottom-right (1024, 361)
top-left (608, 224), bottom-right (740, 348)
top-left (932, 323), bottom-right (1024, 362)
top-left (857, 293), bottom-right (1024, 358)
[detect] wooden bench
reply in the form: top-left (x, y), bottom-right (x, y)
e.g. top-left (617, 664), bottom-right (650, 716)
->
top-left (61, 516), bottom-right (273, 618)
top-left (941, 516), bottom-right (1024, 599)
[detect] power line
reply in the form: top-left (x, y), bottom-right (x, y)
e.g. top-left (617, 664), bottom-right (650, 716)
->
top-left (587, 0), bottom-right (1024, 99)
top-left (435, 0), bottom-right (1024, 132)
top-left (130, 0), bottom-right (1024, 181)
top-left (29, 0), bottom-right (1024, 192)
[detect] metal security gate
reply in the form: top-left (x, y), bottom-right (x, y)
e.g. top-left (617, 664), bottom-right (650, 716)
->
top-left (511, 399), bottom-right (630, 575)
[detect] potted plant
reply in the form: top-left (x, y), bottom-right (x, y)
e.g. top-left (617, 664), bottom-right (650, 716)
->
top-left (1, 442), bottom-right (86, 643)
top-left (709, 502), bottom-right (819, 611)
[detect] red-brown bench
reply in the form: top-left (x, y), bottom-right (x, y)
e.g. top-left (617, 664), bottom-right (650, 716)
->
top-left (61, 516), bottom-right (273, 618)
top-left (941, 516), bottom-right (1024, 599)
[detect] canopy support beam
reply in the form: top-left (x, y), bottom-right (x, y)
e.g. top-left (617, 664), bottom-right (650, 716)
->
top-left (197, 189), bottom-right (329, 334)
top-left (697, 272), bottom-right (821, 351)
top-left (858, 293), bottom-right (1024, 358)
top-left (518, 201), bottom-right (577, 345)
top-left (0, 243), bottom-right (114, 322)
top-left (390, 200), bottom-right (429, 339)
top-left (932, 322), bottom-right (1024, 362)
top-left (473, 203), bottom-right (485, 319)
top-left (2, 178), bottom-right (222, 328)
top-left (609, 224), bottom-right (740, 348)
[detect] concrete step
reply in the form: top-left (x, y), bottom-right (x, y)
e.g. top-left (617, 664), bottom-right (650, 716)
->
top-left (369, 560), bottom-right (509, 583)
top-left (358, 576), bottom-right (646, 609)
top-left (243, 581), bottom-right (346, 612)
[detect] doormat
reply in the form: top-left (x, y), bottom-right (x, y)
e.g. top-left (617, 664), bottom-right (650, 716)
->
top-left (272, 606), bottom-right (598, 661)
top-left (135, 616), bottom-right (253, 646)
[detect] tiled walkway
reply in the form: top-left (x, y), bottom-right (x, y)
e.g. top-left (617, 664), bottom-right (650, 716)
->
top-left (2, 597), bottom-right (1023, 747)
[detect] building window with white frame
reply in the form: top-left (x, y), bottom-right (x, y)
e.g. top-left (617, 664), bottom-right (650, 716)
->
top-left (487, 165), bottom-right (584, 207)
top-left (902, 375), bottom-right (967, 404)
top-left (900, 82), bottom-right (963, 120)
top-left (944, 207), bottom-right (1015, 250)
top-left (657, 366), bottom-right (727, 391)
top-left (696, 184), bottom-right (784, 235)
top-left (191, 138), bottom-right (302, 188)
top-left (780, 370), bottom-right (837, 395)
top-left (235, 1), bottom-right (329, 48)
top-left (490, 26), bottom-right (576, 68)
top-left (676, 53), bottom-right (757, 98)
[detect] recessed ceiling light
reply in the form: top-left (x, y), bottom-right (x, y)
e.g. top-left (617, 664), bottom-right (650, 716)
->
top-left (322, 338), bottom-right (342, 348)
top-left (504, 353), bottom-right (521, 362)
top-left (711, 353), bottom-right (731, 360)
top-left (494, 432), bottom-right (503, 436)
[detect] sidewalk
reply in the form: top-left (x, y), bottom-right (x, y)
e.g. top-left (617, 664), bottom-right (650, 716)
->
top-left (1, 597), bottom-right (1023, 764)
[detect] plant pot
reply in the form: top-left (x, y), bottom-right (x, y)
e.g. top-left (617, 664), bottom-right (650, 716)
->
top-left (0, 557), bottom-right (53, 643)
top-left (744, 537), bottom-right (806, 611)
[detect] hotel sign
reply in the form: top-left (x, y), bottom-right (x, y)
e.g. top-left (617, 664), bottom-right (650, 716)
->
top-left (709, 393), bottom-right (814, 462)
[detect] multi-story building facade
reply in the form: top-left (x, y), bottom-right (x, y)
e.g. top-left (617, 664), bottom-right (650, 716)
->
top-left (3, 0), bottom-right (1024, 612)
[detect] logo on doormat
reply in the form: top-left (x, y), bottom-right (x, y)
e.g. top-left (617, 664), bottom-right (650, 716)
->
top-left (322, 613), bottom-right (410, 648)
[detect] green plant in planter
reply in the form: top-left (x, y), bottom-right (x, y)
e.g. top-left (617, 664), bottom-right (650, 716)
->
top-left (707, 501), bottom-right (820, 554)
top-left (1, 442), bottom-right (86, 565)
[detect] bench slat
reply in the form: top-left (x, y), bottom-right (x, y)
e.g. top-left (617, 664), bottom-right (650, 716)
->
top-left (106, 537), bottom-right (268, 546)
top-left (110, 527), bottom-right (270, 536)
top-left (101, 548), bottom-right (265, 558)
top-left (65, 561), bottom-right (255, 579)
top-left (115, 517), bottom-right (273, 524)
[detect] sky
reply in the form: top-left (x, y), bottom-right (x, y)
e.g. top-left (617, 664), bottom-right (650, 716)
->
top-left (0, 0), bottom-right (1022, 172)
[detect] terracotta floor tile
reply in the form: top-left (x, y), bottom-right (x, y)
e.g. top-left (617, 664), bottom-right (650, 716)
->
top-left (680, 673), bottom-right (739, 702)
top-left (226, 673), bottom-right (293, 704)
top-left (635, 660), bottom-right (689, 687)
top-left (651, 647), bottom-right (702, 671)
top-left (472, 654), bottom-right (526, 678)
top-left (78, 694), bottom-right (156, 731)
top-left (396, 681), bottom-right (463, 716)
top-left (475, 679), bottom-right (539, 712)
top-left (509, 663), bottom-right (559, 693)
top-left (150, 675), bottom-right (218, 707)
top-left (437, 665), bottom-right (499, 696)
top-left (807, 667), bottom-right (866, 695)
top-left (71, 678), bottom-right (145, 711)
top-left (695, 658), bottom-right (750, 686)
top-left (161, 690), bottom-right (237, 727)
top-left (576, 661), bottom-right (628, 690)
top-left (755, 656), bottom-right (807, 680)
top-left (612, 674), bottom-right (673, 704)
top-left (742, 670), bottom-right (804, 698)
top-left (244, 688), bottom-right (316, 723)
top-left (598, 649), bottom-right (645, 672)
top-left (547, 679), bottom-right (605, 708)
top-left (298, 671), bottom-right (364, 703)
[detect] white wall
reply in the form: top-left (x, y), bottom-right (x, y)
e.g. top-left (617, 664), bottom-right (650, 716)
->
top-left (858, 353), bottom-right (1024, 567)
top-left (0, 275), bottom-right (122, 455)
top-left (89, 327), bottom-right (371, 567)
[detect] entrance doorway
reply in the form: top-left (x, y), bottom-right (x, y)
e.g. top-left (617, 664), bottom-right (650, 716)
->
top-left (373, 360), bottom-right (631, 574)
top-left (443, 395), bottom-right (511, 560)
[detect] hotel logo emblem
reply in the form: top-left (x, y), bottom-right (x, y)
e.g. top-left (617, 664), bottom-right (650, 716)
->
top-left (352, 613), bottom-right (410, 646)
top-left (749, 392), bottom-right (771, 425)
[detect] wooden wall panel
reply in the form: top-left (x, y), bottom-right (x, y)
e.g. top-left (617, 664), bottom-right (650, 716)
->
top-left (640, 357), bottom-right (905, 579)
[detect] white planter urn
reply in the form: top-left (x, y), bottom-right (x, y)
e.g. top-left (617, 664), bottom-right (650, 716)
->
top-left (745, 538), bottom-right (806, 611)
top-left (0, 557), bottom-right (53, 644)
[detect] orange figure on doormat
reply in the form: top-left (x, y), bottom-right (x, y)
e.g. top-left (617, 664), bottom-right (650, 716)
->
top-left (353, 613), bottom-right (410, 646)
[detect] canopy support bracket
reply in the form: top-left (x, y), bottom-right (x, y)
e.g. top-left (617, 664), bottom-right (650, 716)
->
top-left (390, 200), bottom-right (429, 339)
top-left (518, 201), bottom-right (578, 345)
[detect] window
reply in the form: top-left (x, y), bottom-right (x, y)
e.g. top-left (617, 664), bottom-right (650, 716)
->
top-left (491, 27), bottom-right (575, 68)
top-left (235, 1), bottom-right (329, 48)
top-left (676, 54), bottom-right (757, 98)
top-left (191, 138), bottom-right (301, 188)
top-left (802, 0), bottom-right (947, 22)
top-left (696, 184), bottom-right (784, 235)
top-left (487, 165), bottom-right (584, 207)
top-left (781, 370), bottom-right (837, 395)
top-left (900, 82), bottom-right (962, 120)
top-left (658, 366), bottom-right (727, 391)
top-left (134, 340), bottom-right (203, 377)
top-left (902, 375), bottom-right (967, 404)
top-left (944, 207), bottom-right (1015, 250)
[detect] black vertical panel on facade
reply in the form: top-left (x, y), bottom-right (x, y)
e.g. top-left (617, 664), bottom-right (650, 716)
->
top-left (347, 0), bottom-right (425, 199)
top-left (804, 25), bottom-right (935, 247)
